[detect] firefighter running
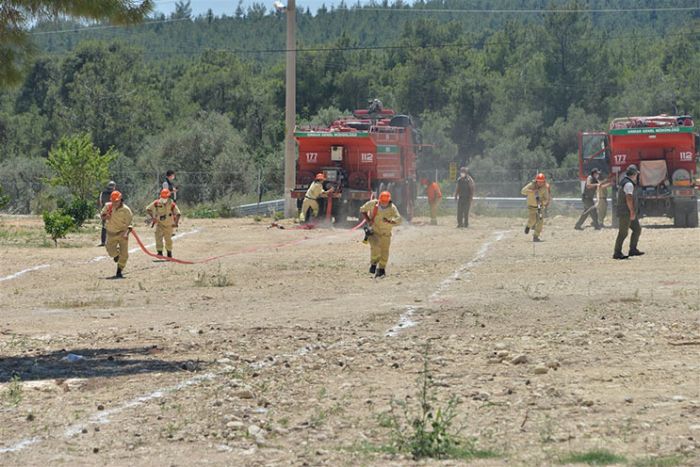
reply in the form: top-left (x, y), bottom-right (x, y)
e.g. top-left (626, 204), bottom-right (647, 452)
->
top-left (146, 189), bottom-right (181, 258)
top-left (100, 191), bottom-right (133, 279)
top-left (521, 173), bottom-right (550, 242)
top-left (299, 173), bottom-right (334, 223)
top-left (360, 191), bottom-right (402, 278)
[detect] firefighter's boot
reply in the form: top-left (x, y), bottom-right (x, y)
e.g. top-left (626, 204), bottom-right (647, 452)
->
top-left (613, 252), bottom-right (629, 260)
top-left (374, 268), bottom-right (386, 278)
top-left (628, 249), bottom-right (645, 257)
top-left (524, 225), bottom-right (530, 234)
top-left (167, 251), bottom-right (172, 258)
top-left (157, 251), bottom-right (163, 256)
top-left (369, 264), bottom-right (377, 274)
top-left (113, 255), bottom-right (120, 263)
top-left (533, 236), bottom-right (542, 242)
top-left (115, 267), bottom-right (124, 279)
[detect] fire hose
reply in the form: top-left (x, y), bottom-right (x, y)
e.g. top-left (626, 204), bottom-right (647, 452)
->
top-left (128, 218), bottom-right (367, 265)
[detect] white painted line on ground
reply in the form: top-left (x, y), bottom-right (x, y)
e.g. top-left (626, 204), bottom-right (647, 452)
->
top-left (0, 264), bottom-right (51, 283)
top-left (386, 230), bottom-right (508, 337)
top-left (0, 437), bottom-right (40, 454)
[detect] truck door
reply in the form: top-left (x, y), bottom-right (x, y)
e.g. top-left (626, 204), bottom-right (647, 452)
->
top-left (578, 132), bottom-right (609, 178)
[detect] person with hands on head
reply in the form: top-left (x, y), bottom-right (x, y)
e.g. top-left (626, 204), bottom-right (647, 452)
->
top-left (146, 188), bottom-right (181, 258)
top-left (521, 173), bottom-right (550, 242)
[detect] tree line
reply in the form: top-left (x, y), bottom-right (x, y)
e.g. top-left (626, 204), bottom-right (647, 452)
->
top-left (0, 0), bottom-right (698, 213)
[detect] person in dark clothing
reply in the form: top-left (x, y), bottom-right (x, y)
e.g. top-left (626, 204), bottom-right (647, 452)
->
top-left (454, 167), bottom-right (475, 228)
top-left (163, 170), bottom-right (177, 201)
top-left (575, 168), bottom-right (603, 230)
top-left (613, 165), bottom-right (644, 260)
top-left (97, 180), bottom-right (116, 246)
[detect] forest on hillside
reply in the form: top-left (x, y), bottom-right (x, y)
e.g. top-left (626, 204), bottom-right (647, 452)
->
top-left (0, 0), bottom-right (698, 213)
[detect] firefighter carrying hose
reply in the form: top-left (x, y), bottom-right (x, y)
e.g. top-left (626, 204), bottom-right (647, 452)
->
top-left (146, 188), bottom-right (181, 258)
top-left (299, 173), bottom-right (333, 223)
top-left (100, 191), bottom-right (133, 279)
top-left (521, 173), bottom-right (550, 242)
top-left (360, 191), bottom-right (402, 278)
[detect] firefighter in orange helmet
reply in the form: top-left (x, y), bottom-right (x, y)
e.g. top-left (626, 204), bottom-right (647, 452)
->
top-left (100, 190), bottom-right (133, 278)
top-left (359, 191), bottom-right (402, 278)
top-left (146, 188), bottom-right (181, 258)
top-left (299, 173), bottom-right (333, 223)
top-left (421, 178), bottom-right (442, 225)
top-left (521, 173), bottom-right (550, 242)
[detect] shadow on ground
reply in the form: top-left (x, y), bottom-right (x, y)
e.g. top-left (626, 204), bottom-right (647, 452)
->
top-left (0, 346), bottom-right (199, 382)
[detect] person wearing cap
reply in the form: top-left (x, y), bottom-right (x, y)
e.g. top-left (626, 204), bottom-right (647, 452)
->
top-left (613, 165), bottom-right (644, 260)
top-left (100, 191), bottom-right (133, 278)
top-left (359, 191), bottom-right (402, 278)
top-left (146, 188), bottom-right (181, 258)
top-left (163, 170), bottom-right (177, 201)
top-left (574, 168), bottom-right (603, 230)
top-left (97, 180), bottom-right (117, 246)
top-left (521, 173), bottom-right (550, 242)
top-left (421, 178), bottom-right (442, 225)
top-left (299, 173), bottom-right (333, 223)
top-left (454, 167), bottom-right (475, 228)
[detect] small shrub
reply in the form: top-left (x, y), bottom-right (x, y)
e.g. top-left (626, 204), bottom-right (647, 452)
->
top-left (60, 198), bottom-right (96, 228)
top-left (4, 374), bottom-right (23, 406)
top-left (381, 343), bottom-right (497, 461)
top-left (42, 211), bottom-right (74, 246)
top-left (187, 205), bottom-right (219, 219)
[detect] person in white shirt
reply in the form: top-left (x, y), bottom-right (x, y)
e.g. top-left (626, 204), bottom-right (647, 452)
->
top-left (613, 165), bottom-right (644, 260)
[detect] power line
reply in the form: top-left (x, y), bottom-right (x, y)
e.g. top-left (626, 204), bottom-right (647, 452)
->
top-left (29, 16), bottom-right (191, 36)
top-left (28, 4), bottom-right (700, 36)
top-left (340, 6), bottom-right (700, 14)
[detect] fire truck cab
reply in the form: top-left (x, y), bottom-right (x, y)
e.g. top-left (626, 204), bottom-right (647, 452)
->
top-left (579, 115), bottom-right (699, 227)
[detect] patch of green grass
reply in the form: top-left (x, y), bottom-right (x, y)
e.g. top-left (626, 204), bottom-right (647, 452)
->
top-left (559, 449), bottom-right (626, 465)
top-left (4, 375), bottom-right (23, 406)
top-left (633, 455), bottom-right (684, 467)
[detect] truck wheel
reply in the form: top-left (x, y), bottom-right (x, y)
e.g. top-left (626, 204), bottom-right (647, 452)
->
top-left (673, 203), bottom-right (686, 227)
top-left (686, 202), bottom-right (699, 228)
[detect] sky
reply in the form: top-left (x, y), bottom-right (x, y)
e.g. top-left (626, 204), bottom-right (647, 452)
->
top-left (153, 0), bottom-right (380, 17)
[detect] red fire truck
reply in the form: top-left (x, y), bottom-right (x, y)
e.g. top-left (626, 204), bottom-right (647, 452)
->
top-left (292, 103), bottom-right (419, 222)
top-left (579, 115), bottom-right (699, 227)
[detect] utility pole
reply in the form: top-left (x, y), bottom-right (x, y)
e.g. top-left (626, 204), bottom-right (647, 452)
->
top-left (283, 0), bottom-right (297, 217)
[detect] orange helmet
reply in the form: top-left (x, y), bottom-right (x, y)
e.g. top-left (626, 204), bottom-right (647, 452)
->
top-left (315, 173), bottom-right (325, 181)
top-left (160, 188), bottom-right (171, 199)
top-left (535, 173), bottom-right (546, 182)
top-left (378, 191), bottom-right (391, 204)
top-left (110, 191), bottom-right (122, 202)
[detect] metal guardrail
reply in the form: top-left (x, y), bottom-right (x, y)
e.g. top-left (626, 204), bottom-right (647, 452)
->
top-left (234, 197), bottom-right (589, 216)
top-left (234, 196), bottom-right (700, 216)
top-left (235, 199), bottom-right (285, 216)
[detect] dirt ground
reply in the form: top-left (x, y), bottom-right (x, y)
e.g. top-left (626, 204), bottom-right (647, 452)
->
top-left (0, 211), bottom-right (698, 466)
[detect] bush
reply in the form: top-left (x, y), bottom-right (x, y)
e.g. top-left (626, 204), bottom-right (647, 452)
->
top-left (60, 198), bottom-right (96, 228)
top-left (42, 211), bottom-right (74, 246)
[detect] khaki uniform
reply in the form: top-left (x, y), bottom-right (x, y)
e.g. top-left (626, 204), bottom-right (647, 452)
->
top-left (299, 181), bottom-right (327, 222)
top-left (597, 184), bottom-right (608, 225)
top-left (360, 200), bottom-right (402, 268)
top-left (101, 202), bottom-right (133, 269)
top-left (521, 181), bottom-right (550, 238)
top-left (146, 198), bottom-right (181, 253)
